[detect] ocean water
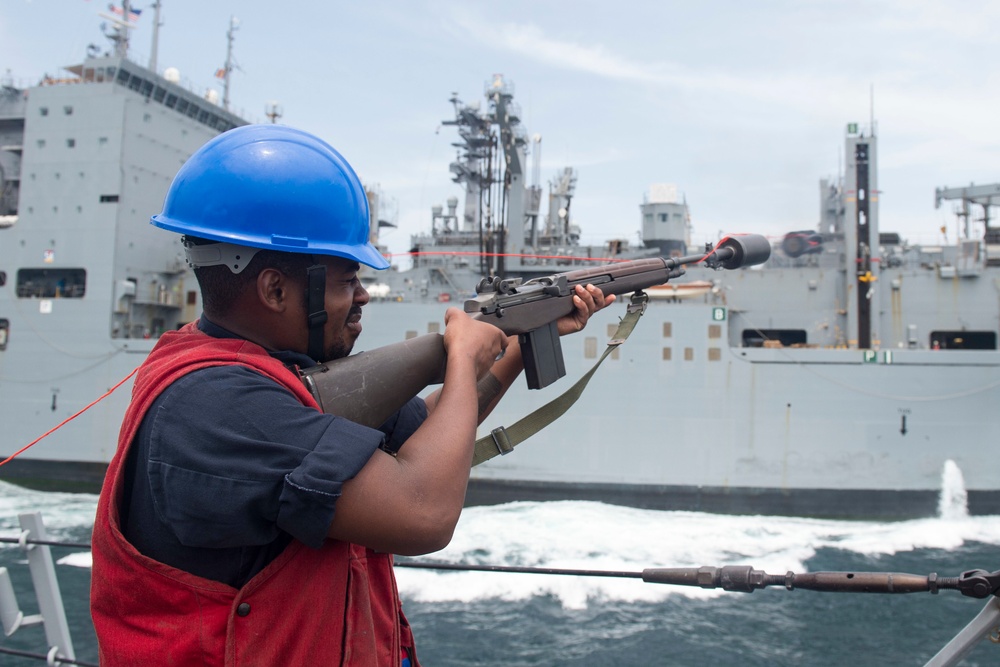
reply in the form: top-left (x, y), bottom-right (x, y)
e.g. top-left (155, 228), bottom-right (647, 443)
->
top-left (1, 467), bottom-right (999, 666)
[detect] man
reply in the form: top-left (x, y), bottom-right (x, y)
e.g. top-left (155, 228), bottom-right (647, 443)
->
top-left (90, 124), bottom-right (612, 666)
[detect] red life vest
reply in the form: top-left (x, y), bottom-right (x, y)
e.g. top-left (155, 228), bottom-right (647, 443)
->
top-left (91, 323), bottom-right (418, 666)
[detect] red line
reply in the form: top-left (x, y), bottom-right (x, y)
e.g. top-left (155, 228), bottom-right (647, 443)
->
top-left (387, 251), bottom-right (638, 263)
top-left (0, 367), bottom-right (139, 467)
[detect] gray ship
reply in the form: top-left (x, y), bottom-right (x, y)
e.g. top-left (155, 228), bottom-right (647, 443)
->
top-left (2, 16), bottom-right (998, 519)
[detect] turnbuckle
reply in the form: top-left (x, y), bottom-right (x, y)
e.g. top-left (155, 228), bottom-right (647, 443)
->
top-left (956, 569), bottom-right (1000, 599)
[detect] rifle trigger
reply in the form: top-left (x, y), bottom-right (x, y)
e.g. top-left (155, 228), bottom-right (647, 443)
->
top-left (490, 426), bottom-right (514, 456)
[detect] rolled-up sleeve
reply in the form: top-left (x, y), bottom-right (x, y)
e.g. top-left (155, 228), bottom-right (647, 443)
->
top-left (377, 396), bottom-right (428, 454)
top-left (277, 417), bottom-right (385, 547)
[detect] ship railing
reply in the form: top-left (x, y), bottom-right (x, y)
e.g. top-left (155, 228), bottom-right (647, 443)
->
top-left (1, 512), bottom-right (998, 666)
top-left (0, 512), bottom-right (88, 666)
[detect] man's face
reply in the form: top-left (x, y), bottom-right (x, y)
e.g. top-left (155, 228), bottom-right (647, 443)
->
top-left (290, 255), bottom-right (370, 362)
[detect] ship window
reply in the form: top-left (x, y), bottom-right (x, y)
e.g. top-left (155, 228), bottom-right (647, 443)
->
top-left (929, 331), bottom-right (996, 350)
top-left (39, 107), bottom-right (49, 116)
top-left (742, 329), bottom-right (807, 347)
top-left (16, 268), bottom-right (87, 298)
top-left (0, 271), bottom-right (6, 286)
top-left (117, 69), bottom-right (129, 85)
top-left (36, 139), bottom-right (46, 148)
top-left (64, 105), bottom-right (73, 115)
top-left (100, 195), bottom-right (119, 203)
top-left (175, 99), bottom-right (189, 114)
top-left (165, 93), bottom-right (178, 109)
top-left (67, 138), bottom-right (76, 148)
top-left (141, 80), bottom-right (154, 97)
top-left (153, 86), bottom-right (167, 102)
top-left (0, 319), bottom-right (8, 350)
top-left (708, 348), bottom-right (722, 361)
top-left (659, 213), bottom-right (668, 222)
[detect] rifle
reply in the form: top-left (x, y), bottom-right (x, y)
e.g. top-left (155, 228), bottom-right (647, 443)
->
top-left (300, 234), bottom-right (771, 427)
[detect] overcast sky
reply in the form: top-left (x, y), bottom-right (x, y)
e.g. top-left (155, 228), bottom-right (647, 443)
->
top-left (4, 1), bottom-right (998, 260)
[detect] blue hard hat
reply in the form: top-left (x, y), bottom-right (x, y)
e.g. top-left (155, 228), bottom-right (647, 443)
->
top-left (152, 124), bottom-right (389, 270)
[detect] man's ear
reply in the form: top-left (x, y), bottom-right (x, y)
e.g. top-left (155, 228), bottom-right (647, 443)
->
top-left (256, 268), bottom-right (288, 312)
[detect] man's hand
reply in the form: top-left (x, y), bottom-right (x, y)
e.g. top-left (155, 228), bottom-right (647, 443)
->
top-left (443, 307), bottom-right (508, 379)
top-left (556, 284), bottom-right (615, 336)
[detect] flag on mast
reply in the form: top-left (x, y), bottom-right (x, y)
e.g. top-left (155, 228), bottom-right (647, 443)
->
top-left (109, 4), bottom-right (142, 23)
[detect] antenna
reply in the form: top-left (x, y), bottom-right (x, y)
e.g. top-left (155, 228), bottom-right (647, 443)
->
top-left (869, 83), bottom-right (876, 136)
top-left (222, 16), bottom-right (239, 111)
top-left (265, 101), bottom-right (283, 124)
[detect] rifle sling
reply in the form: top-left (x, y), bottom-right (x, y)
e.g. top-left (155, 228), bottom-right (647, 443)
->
top-left (471, 291), bottom-right (649, 467)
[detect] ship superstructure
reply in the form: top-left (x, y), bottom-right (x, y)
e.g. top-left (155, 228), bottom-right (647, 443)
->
top-left (2, 53), bottom-right (998, 518)
top-left (0, 12), bottom-right (246, 486)
top-left (358, 82), bottom-right (1000, 519)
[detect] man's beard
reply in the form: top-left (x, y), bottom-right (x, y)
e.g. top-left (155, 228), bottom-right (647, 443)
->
top-left (324, 340), bottom-right (353, 362)
top-left (322, 306), bottom-right (363, 361)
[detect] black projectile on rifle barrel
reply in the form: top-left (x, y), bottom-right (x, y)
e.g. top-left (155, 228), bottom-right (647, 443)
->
top-left (464, 234), bottom-right (771, 389)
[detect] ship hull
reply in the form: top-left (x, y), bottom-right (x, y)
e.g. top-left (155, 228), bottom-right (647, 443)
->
top-left (7, 295), bottom-right (999, 519)
top-left (3, 64), bottom-right (998, 520)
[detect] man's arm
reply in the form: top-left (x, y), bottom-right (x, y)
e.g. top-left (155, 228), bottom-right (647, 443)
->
top-left (326, 284), bottom-right (612, 556)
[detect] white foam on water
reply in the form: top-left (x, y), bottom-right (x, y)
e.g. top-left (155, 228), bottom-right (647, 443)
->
top-left (0, 480), bottom-right (97, 569)
top-left (394, 499), bottom-right (1000, 609)
top-left (938, 459), bottom-right (969, 521)
top-left (58, 551), bottom-right (93, 568)
top-left (3, 462), bottom-right (999, 607)
top-left (0, 481), bottom-right (97, 535)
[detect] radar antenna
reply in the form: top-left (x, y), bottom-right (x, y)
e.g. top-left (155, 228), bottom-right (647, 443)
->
top-left (98, 1), bottom-right (141, 58)
top-left (265, 101), bottom-right (283, 124)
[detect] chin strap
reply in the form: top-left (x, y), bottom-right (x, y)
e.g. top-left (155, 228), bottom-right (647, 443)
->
top-left (306, 264), bottom-right (328, 361)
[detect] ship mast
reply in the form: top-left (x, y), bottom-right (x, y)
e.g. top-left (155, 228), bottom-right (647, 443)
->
top-left (843, 123), bottom-right (879, 350)
top-left (117, 0), bottom-right (133, 56)
top-left (100, 1), bottom-right (138, 58)
top-left (148, 1), bottom-right (163, 73)
top-left (222, 16), bottom-right (239, 111)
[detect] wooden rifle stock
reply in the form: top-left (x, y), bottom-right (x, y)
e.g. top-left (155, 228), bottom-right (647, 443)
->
top-left (299, 333), bottom-right (446, 428)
